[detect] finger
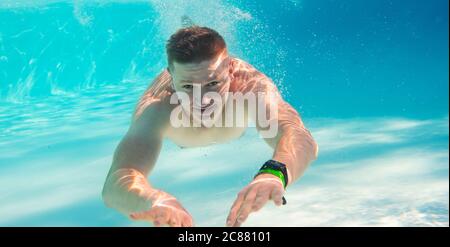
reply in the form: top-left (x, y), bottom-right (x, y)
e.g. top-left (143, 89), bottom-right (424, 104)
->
top-left (181, 218), bottom-right (188, 227)
top-left (129, 209), bottom-right (156, 221)
top-left (168, 216), bottom-right (182, 227)
top-left (270, 188), bottom-right (284, 206)
top-left (153, 217), bottom-right (165, 227)
top-left (174, 211), bottom-right (189, 227)
top-left (252, 189), bottom-right (270, 212)
top-left (182, 216), bottom-right (194, 227)
top-left (174, 206), bottom-right (193, 227)
top-left (171, 222), bottom-right (182, 227)
top-left (234, 190), bottom-right (257, 227)
top-left (186, 215), bottom-right (194, 227)
top-left (226, 191), bottom-right (246, 227)
top-left (153, 209), bottom-right (170, 227)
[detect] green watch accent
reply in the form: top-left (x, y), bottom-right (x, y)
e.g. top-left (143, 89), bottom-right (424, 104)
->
top-left (256, 168), bottom-right (286, 188)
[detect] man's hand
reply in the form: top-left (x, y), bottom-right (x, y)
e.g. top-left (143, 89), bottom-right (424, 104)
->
top-left (130, 189), bottom-right (194, 227)
top-left (226, 174), bottom-right (285, 227)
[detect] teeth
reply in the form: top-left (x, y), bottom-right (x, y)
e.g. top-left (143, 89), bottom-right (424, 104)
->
top-left (193, 103), bottom-right (214, 111)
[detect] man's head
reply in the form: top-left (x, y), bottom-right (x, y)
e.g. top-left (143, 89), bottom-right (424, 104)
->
top-left (166, 26), bottom-right (233, 123)
top-left (166, 26), bottom-right (227, 71)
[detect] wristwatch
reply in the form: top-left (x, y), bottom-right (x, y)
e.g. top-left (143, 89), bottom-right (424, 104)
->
top-left (254, 159), bottom-right (289, 205)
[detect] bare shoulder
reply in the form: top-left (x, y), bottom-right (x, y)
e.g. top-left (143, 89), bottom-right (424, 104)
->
top-left (230, 57), bottom-right (279, 94)
top-left (130, 69), bottom-right (175, 135)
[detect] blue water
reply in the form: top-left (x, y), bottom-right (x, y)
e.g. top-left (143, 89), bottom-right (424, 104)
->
top-left (0, 0), bottom-right (448, 226)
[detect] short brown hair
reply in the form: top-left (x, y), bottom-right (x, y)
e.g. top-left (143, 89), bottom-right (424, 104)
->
top-left (166, 26), bottom-right (226, 70)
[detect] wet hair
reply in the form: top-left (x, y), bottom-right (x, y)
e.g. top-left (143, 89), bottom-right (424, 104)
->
top-left (166, 26), bottom-right (226, 71)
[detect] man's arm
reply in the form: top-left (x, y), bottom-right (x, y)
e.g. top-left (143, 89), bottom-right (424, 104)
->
top-left (101, 104), bottom-right (166, 215)
top-left (261, 100), bottom-right (319, 186)
top-left (226, 67), bottom-right (318, 227)
top-left (101, 67), bottom-right (173, 216)
top-left (253, 75), bottom-right (319, 186)
top-left (230, 58), bottom-right (318, 180)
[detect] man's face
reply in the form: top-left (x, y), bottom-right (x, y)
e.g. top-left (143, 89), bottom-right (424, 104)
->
top-left (169, 50), bottom-right (232, 122)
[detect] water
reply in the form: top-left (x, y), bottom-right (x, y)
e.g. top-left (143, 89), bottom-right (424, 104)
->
top-left (0, 0), bottom-right (448, 226)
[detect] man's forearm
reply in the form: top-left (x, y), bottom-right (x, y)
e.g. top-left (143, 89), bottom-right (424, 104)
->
top-left (271, 125), bottom-right (318, 187)
top-left (102, 130), bottom-right (163, 216)
top-left (102, 168), bottom-right (157, 215)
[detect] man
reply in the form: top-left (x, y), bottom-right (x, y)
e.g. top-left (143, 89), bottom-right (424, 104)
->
top-left (102, 26), bottom-right (319, 227)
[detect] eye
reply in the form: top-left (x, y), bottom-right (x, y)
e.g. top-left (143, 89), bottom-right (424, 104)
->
top-left (207, 81), bottom-right (220, 87)
top-left (182, 84), bottom-right (193, 90)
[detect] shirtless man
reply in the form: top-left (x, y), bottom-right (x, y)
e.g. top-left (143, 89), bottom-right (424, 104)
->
top-left (102, 26), bottom-right (319, 227)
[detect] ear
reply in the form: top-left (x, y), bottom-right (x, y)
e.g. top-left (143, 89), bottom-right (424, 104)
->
top-left (166, 66), bottom-right (175, 90)
top-left (170, 79), bottom-right (176, 91)
top-left (228, 57), bottom-right (234, 72)
top-left (228, 59), bottom-right (235, 79)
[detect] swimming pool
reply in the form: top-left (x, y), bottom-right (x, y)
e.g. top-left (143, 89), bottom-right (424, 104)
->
top-left (0, 0), bottom-right (448, 226)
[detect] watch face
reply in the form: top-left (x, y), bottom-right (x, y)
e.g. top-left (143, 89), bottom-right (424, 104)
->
top-left (266, 160), bottom-right (288, 179)
top-left (267, 160), bottom-right (285, 169)
top-left (257, 160), bottom-right (289, 189)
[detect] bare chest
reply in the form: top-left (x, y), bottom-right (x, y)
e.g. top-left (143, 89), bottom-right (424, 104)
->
top-left (165, 124), bottom-right (247, 148)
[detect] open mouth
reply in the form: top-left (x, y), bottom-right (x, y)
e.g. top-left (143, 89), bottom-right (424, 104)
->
top-left (193, 100), bottom-right (216, 113)
top-left (201, 103), bottom-right (214, 113)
